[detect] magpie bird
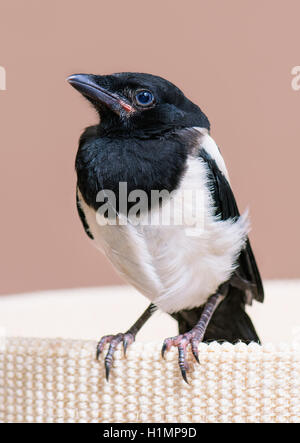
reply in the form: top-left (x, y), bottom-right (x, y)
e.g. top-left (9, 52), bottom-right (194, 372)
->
top-left (67, 72), bottom-right (264, 383)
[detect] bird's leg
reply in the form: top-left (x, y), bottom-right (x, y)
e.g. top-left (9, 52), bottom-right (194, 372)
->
top-left (96, 303), bottom-right (156, 381)
top-left (162, 293), bottom-right (224, 383)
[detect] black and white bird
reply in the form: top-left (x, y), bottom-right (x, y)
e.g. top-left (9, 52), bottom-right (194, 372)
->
top-left (67, 72), bottom-right (264, 383)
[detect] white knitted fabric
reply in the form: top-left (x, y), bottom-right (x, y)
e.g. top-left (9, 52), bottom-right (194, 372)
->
top-left (0, 337), bottom-right (299, 423)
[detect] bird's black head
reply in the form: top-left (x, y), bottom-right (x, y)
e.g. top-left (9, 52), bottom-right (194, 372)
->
top-left (67, 72), bottom-right (210, 137)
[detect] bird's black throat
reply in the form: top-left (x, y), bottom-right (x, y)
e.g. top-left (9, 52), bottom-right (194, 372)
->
top-left (75, 126), bottom-right (199, 215)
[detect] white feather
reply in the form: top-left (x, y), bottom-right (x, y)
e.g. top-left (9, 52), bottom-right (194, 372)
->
top-left (194, 127), bottom-right (230, 181)
top-left (78, 132), bottom-right (249, 314)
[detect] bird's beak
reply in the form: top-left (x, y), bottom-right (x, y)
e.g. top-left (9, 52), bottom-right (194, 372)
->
top-left (67, 74), bottom-right (134, 115)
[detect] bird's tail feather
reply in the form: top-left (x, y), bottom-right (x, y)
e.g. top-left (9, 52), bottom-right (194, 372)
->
top-left (172, 287), bottom-right (260, 344)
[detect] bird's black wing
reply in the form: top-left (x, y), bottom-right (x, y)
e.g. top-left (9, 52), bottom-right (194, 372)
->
top-left (198, 147), bottom-right (264, 303)
top-left (76, 189), bottom-right (94, 240)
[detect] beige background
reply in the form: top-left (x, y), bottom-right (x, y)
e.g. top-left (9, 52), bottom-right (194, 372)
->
top-left (0, 281), bottom-right (299, 344)
top-left (0, 0), bottom-right (299, 295)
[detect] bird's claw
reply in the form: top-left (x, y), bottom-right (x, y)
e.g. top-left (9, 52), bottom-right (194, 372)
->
top-left (161, 330), bottom-right (202, 383)
top-left (96, 332), bottom-right (135, 381)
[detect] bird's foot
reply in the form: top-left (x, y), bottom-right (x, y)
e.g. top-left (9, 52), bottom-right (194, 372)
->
top-left (96, 332), bottom-right (135, 381)
top-left (161, 329), bottom-right (204, 383)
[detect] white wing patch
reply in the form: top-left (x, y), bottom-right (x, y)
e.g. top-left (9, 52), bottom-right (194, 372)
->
top-left (77, 133), bottom-right (249, 314)
top-left (194, 127), bottom-right (230, 181)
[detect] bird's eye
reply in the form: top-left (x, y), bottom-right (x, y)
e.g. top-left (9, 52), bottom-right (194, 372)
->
top-left (135, 90), bottom-right (154, 106)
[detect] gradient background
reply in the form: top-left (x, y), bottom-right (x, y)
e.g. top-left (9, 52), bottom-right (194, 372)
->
top-left (0, 0), bottom-right (299, 295)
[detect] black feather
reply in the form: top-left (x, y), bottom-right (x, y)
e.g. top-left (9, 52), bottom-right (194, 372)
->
top-left (172, 288), bottom-right (261, 343)
top-left (198, 147), bottom-right (264, 303)
top-left (76, 189), bottom-right (94, 239)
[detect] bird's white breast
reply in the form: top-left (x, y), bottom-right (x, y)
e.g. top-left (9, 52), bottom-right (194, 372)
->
top-left (78, 133), bottom-right (249, 313)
